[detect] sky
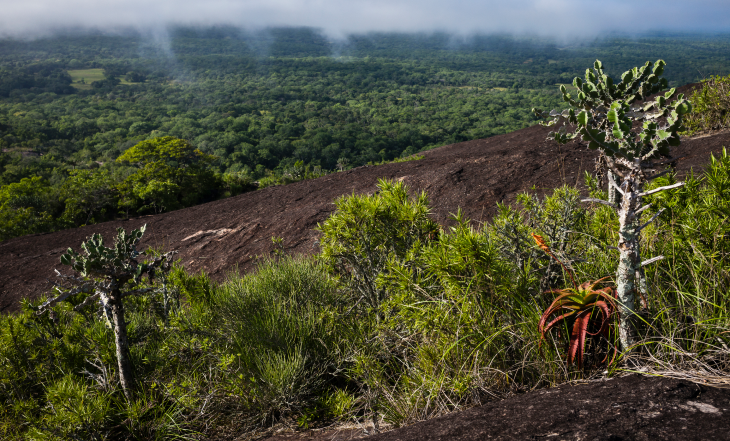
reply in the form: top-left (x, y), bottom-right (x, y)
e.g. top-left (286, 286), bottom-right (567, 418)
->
top-left (1, 0), bottom-right (730, 39)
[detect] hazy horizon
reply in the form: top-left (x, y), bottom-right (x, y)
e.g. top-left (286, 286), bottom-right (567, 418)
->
top-left (1, 0), bottom-right (730, 41)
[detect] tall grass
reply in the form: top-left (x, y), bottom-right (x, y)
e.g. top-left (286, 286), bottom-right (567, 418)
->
top-left (684, 74), bottom-right (730, 134)
top-left (213, 257), bottom-right (350, 426)
top-left (1, 151), bottom-right (729, 439)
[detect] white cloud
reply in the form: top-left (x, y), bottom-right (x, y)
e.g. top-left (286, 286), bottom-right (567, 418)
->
top-left (0, 0), bottom-right (729, 38)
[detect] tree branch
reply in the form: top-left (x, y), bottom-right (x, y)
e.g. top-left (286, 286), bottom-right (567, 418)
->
top-left (74, 292), bottom-right (101, 311)
top-left (608, 172), bottom-right (625, 195)
top-left (637, 208), bottom-right (666, 232)
top-left (613, 156), bottom-right (635, 174)
top-left (35, 283), bottom-right (94, 313)
top-left (54, 269), bottom-right (86, 285)
top-left (605, 156), bottom-right (625, 179)
top-left (635, 203), bottom-right (653, 216)
top-left (640, 255), bottom-right (665, 267)
top-left (581, 198), bottom-right (618, 209)
top-left (639, 182), bottom-right (685, 197)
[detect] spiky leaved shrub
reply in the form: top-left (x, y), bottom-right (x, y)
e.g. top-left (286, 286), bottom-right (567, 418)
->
top-left (327, 187), bottom-right (590, 428)
top-left (318, 178), bottom-right (439, 319)
top-left (632, 147), bottom-right (730, 375)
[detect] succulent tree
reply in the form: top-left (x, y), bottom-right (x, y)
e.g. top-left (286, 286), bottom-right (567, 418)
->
top-left (34, 225), bottom-right (176, 401)
top-left (533, 60), bottom-right (692, 351)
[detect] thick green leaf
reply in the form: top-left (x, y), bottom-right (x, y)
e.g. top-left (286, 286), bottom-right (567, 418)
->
top-left (605, 76), bottom-right (614, 89)
top-left (653, 60), bottom-right (665, 76)
top-left (586, 69), bottom-right (597, 83)
top-left (621, 69), bottom-right (634, 84)
top-left (607, 108), bottom-right (619, 123)
top-left (577, 110), bottom-right (589, 126)
top-left (612, 125), bottom-right (625, 140)
top-left (676, 101), bottom-right (692, 115)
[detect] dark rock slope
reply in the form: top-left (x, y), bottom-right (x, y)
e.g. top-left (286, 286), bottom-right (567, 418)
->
top-left (364, 375), bottom-right (730, 441)
top-left (2, 118), bottom-right (728, 314)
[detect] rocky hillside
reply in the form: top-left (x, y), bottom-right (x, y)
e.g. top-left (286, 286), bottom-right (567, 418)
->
top-left (1, 92), bottom-right (728, 314)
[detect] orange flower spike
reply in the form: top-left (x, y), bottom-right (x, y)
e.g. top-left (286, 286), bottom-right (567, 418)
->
top-left (531, 233), bottom-right (551, 253)
top-left (531, 232), bottom-right (577, 289)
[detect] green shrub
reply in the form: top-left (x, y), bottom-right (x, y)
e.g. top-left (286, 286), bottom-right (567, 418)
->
top-left (492, 187), bottom-right (587, 291)
top-left (318, 178), bottom-right (439, 317)
top-left (684, 75), bottom-right (730, 135)
top-left (637, 147), bottom-right (730, 361)
top-left (28, 376), bottom-right (113, 439)
top-left (2, 152), bottom-right (729, 439)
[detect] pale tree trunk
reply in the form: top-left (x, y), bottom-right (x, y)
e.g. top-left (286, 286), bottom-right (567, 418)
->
top-left (632, 216), bottom-right (650, 310)
top-left (109, 290), bottom-right (135, 401)
top-left (608, 169), bottom-right (620, 206)
top-left (614, 166), bottom-right (643, 351)
top-left (603, 161), bottom-right (684, 353)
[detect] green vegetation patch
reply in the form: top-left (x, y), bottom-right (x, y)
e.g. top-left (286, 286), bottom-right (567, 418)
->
top-left (684, 74), bottom-right (730, 135)
top-left (67, 68), bottom-right (105, 89)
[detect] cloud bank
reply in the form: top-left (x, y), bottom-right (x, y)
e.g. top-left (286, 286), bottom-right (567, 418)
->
top-left (1, 0), bottom-right (729, 38)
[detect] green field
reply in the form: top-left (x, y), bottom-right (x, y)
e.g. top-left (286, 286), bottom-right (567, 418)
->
top-left (67, 68), bottom-right (139, 89)
top-left (67, 68), bottom-right (105, 89)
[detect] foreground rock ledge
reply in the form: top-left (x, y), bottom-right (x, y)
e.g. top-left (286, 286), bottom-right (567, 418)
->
top-left (264, 375), bottom-right (730, 441)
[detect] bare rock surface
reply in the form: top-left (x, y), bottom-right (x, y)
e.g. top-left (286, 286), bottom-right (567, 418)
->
top-left (362, 375), bottom-right (730, 441)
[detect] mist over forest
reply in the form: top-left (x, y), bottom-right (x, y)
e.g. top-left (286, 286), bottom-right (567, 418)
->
top-left (3, 0), bottom-right (730, 38)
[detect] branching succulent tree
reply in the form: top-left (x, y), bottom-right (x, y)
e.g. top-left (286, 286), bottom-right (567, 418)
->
top-left (533, 60), bottom-right (692, 351)
top-left (33, 225), bottom-right (176, 401)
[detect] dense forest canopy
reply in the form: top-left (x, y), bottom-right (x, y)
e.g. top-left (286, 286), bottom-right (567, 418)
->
top-left (2, 27), bottom-right (730, 240)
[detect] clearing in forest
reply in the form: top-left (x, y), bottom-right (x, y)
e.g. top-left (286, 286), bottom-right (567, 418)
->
top-left (67, 68), bottom-right (105, 89)
top-left (67, 68), bottom-right (138, 89)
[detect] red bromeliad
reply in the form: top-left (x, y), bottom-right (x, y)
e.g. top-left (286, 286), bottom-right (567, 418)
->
top-left (532, 234), bottom-right (619, 369)
top-left (538, 278), bottom-right (618, 368)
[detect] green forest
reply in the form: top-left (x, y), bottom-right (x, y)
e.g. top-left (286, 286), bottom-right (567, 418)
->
top-left (2, 27), bottom-right (730, 240)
